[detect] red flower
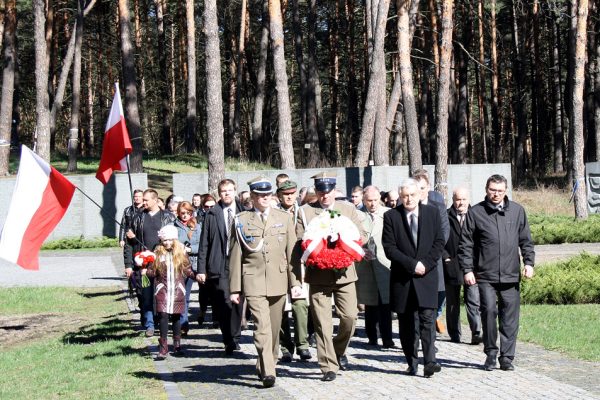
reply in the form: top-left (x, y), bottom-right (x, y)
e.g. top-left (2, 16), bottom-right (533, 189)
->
top-left (301, 237), bottom-right (361, 270)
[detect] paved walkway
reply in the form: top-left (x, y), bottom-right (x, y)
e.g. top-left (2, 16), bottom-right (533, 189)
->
top-left (1, 245), bottom-right (599, 399)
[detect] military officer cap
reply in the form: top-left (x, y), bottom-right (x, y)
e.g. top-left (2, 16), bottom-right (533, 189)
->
top-left (277, 180), bottom-right (297, 192)
top-left (247, 176), bottom-right (273, 194)
top-left (311, 171), bottom-right (337, 192)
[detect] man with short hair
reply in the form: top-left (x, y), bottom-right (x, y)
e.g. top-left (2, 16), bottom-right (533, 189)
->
top-left (124, 189), bottom-right (175, 337)
top-left (356, 185), bottom-right (394, 348)
top-left (229, 177), bottom-right (302, 388)
top-left (294, 172), bottom-right (367, 382)
top-left (276, 180), bottom-right (312, 362)
top-left (442, 187), bottom-right (482, 344)
top-left (197, 179), bottom-right (244, 355)
top-left (382, 178), bottom-right (445, 377)
top-left (459, 174), bottom-right (535, 371)
top-left (413, 172), bottom-right (449, 334)
top-left (350, 186), bottom-right (365, 211)
top-left (384, 190), bottom-right (399, 208)
top-left (192, 193), bottom-right (202, 217)
top-left (119, 189), bottom-right (144, 248)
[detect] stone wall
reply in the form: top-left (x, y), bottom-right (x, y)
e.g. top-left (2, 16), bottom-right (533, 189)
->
top-left (173, 164), bottom-right (512, 206)
top-left (0, 173), bottom-right (147, 241)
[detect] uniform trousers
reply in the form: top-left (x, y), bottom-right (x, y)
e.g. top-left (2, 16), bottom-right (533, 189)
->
top-left (478, 281), bottom-right (520, 360)
top-left (310, 282), bottom-right (357, 374)
top-left (445, 282), bottom-right (481, 341)
top-left (246, 295), bottom-right (286, 378)
top-left (280, 298), bottom-right (310, 353)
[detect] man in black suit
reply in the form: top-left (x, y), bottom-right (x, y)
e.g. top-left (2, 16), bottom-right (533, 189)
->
top-left (382, 178), bottom-right (446, 377)
top-left (197, 178), bottom-right (244, 355)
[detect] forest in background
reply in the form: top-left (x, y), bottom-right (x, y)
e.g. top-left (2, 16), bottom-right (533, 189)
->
top-left (0, 0), bottom-right (596, 216)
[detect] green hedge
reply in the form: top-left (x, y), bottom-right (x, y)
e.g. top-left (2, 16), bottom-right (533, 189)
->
top-left (529, 214), bottom-right (600, 244)
top-left (41, 236), bottom-right (118, 250)
top-left (521, 253), bottom-right (600, 304)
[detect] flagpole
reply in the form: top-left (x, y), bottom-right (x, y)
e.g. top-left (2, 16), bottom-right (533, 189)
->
top-left (75, 186), bottom-right (147, 250)
top-left (125, 154), bottom-right (135, 209)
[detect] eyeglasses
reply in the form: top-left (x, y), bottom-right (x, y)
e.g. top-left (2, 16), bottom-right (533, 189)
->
top-left (203, 205), bottom-right (214, 209)
top-left (487, 188), bottom-right (505, 194)
top-left (180, 211), bottom-right (193, 216)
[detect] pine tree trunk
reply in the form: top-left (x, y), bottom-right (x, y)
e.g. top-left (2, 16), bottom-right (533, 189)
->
top-left (572, 0), bottom-right (589, 219)
top-left (67, 0), bottom-right (85, 173)
top-left (0, 0), bottom-right (15, 176)
top-left (232, 0), bottom-right (247, 159)
top-left (510, 0), bottom-right (528, 179)
top-left (185, 0), bottom-right (197, 153)
top-left (329, 0), bottom-right (341, 162)
top-left (154, 0), bottom-right (171, 155)
top-left (251, 0), bottom-right (269, 163)
top-left (345, 0), bottom-right (360, 162)
top-left (84, 50), bottom-right (94, 157)
top-left (269, 0), bottom-right (295, 169)
top-left (490, 0), bottom-right (501, 162)
top-left (355, 0), bottom-right (390, 167)
top-left (33, 0), bottom-right (51, 162)
top-left (118, 0), bottom-right (143, 172)
top-left (204, 0), bottom-right (225, 189)
top-left (455, 0), bottom-right (470, 164)
top-left (305, 0), bottom-right (320, 167)
top-left (434, 0), bottom-right (453, 201)
top-left (397, 0), bottom-right (421, 174)
top-left (477, 0), bottom-right (488, 163)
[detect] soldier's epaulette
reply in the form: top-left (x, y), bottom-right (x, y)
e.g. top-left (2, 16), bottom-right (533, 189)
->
top-left (270, 207), bottom-right (288, 216)
top-left (235, 210), bottom-right (253, 218)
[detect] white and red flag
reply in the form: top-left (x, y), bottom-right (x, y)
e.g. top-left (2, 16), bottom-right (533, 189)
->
top-left (0, 145), bottom-right (75, 270)
top-left (95, 84), bottom-right (132, 184)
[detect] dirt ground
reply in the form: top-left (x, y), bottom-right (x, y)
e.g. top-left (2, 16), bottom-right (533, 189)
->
top-left (0, 313), bottom-right (90, 349)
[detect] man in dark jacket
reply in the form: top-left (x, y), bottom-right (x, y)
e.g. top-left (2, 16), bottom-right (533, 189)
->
top-left (442, 187), bottom-right (481, 344)
top-left (119, 189), bottom-right (144, 248)
top-left (124, 189), bottom-right (175, 337)
top-left (197, 178), bottom-right (244, 355)
top-left (458, 174), bottom-right (535, 372)
top-left (382, 178), bottom-right (446, 378)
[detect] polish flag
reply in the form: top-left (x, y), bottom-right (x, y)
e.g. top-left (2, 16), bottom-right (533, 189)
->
top-left (0, 146), bottom-right (75, 270)
top-left (95, 84), bottom-right (132, 184)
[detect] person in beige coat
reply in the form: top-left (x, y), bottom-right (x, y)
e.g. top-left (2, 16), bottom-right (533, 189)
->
top-left (229, 177), bottom-right (302, 388)
top-left (295, 172), bottom-right (367, 382)
top-left (356, 185), bottom-right (395, 348)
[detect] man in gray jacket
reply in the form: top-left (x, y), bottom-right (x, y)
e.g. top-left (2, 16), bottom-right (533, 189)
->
top-left (458, 174), bottom-right (535, 372)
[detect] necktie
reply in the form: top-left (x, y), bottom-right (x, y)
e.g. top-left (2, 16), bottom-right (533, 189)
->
top-left (260, 212), bottom-right (266, 224)
top-left (410, 213), bottom-right (418, 246)
top-left (459, 213), bottom-right (464, 227)
top-left (226, 208), bottom-right (233, 239)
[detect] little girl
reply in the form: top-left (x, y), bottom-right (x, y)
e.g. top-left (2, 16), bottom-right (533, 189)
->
top-left (143, 225), bottom-right (199, 360)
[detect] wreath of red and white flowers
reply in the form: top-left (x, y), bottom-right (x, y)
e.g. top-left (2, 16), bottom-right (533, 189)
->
top-left (301, 209), bottom-right (364, 271)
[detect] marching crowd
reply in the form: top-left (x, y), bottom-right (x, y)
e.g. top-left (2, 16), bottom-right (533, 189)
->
top-left (119, 169), bottom-right (535, 387)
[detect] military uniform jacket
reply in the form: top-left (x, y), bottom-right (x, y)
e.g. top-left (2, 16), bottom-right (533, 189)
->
top-left (229, 208), bottom-right (301, 297)
top-left (295, 200), bottom-right (368, 286)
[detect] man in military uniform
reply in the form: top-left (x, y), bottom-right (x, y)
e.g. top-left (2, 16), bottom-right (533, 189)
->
top-left (295, 172), bottom-right (367, 382)
top-left (276, 180), bottom-right (312, 362)
top-left (229, 177), bottom-right (302, 388)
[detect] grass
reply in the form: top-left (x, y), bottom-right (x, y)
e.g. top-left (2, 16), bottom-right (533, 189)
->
top-left (513, 186), bottom-right (573, 216)
top-left (519, 304), bottom-right (600, 361)
top-left (41, 236), bottom-right (119, 250)
top-left (0, 287), bottom-right (164, 400)
top-left (459, 302), bottom-right (600, 362)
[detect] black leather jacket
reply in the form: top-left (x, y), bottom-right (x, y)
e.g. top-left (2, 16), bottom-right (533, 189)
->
top-left (119, 205), bottom-right (143, 242)
top-left (123, 209), bottom-right (175, 269)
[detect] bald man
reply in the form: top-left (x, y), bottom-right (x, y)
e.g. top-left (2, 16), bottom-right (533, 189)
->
top-left (442, 187), bottom-right (482, 345)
